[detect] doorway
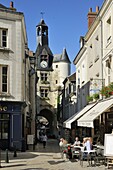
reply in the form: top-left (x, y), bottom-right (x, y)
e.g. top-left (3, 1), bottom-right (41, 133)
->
top-left (0, 114), bottom-right (9, 149)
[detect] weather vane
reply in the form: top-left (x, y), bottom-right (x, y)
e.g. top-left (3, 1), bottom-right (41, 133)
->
top-left (40, 12), bottom-right (45, 19)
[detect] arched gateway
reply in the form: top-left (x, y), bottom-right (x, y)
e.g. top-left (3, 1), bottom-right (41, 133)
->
top-left (39, 109), bottom-right (54, 136)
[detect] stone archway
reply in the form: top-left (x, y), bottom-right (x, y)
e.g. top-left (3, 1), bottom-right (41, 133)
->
top-left (38, 109), bottom-right (55, 136)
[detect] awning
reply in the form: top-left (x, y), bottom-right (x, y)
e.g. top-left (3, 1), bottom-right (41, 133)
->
top-left (77, 98), bottom-right (113, 128)
top-left (63, 103), bottom-right (96, 129)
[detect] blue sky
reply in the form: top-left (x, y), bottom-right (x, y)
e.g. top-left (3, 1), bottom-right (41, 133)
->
top-left (1, 0), bottom-right (104, 73)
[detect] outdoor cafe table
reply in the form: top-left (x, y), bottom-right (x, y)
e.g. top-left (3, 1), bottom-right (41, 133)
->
top-left (80, 149), bottom-right (97, 167)
top-left (71, 146), bottom-right (84, 159)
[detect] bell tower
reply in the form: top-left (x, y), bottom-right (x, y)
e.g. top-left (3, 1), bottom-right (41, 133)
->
top-left (36, 19), bottom-right (48, 46)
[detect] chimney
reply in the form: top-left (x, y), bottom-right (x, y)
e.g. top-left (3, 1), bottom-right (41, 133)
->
top-left (10, 1), bottom-right (16, 11)
top-left (87, 6), bottom-right (99, 29)
top-left (10, 1), bottom-right (13, 8)
top-left (96, 6), bottom-right (99, 13)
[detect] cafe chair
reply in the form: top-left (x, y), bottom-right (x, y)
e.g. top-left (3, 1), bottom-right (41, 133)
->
top-left (72, 147), bottom-right (81, 159)
top-left (80, 150), bottom-right (96, 167)
top-left (95, 148), bottom-right (105, 165)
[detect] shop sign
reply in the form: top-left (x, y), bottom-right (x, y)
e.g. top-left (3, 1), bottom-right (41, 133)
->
top-left (90, 79), bottom-right (104, 95)
top-left (0, 105), bottom-right (7, 112)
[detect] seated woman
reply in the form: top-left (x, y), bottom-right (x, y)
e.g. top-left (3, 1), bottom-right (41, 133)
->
top-left (71, 137), bottom-right (81, 147)
top-left (82, 137), bottom-right (93, 151)
top-left (59, 138), bottom-right (68, 158)
top-left (71, 137), bottom-right (81, 159)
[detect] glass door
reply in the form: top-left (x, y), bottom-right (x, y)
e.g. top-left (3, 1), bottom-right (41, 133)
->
top-left (0, 114), bottom-right (9, 149)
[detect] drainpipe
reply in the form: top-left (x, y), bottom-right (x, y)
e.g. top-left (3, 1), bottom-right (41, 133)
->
top-left (100, 19), bottom-right (104, 100)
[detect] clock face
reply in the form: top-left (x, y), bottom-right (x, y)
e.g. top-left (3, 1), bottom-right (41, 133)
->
top-left (40, 61), bottom-right (48, 68)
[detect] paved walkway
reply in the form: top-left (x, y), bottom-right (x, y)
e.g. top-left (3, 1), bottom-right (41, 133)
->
top-left (0, 139), bottom-right (106, 170)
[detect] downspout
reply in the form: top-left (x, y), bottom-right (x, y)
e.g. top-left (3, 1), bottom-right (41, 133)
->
top-left (100, 19), bottom-right (104, 100)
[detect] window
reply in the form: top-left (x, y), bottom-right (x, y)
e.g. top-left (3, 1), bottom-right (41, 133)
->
top-left (56, 80), bottom-right (58, 84)
top-left (69, 84), bottom-right (71, 93)
top-left (106, 57), bottom-right (111, 84)
top-left (78, 78), bottom-right (80, 85)
top-left (90, 44), bottom-right (92, 48)
top-left (2, 30), bottom-right (7, 47)
top-left (56, 65), bottom-right (58, 68)
top-left (95, 36), bottom-right (99, 41)
top-left (0, 29), bottom-right (8, 47)
top-left (0, 65), bottom-right (8, 93)
top-left (40, 88), bottom-right (49, 98)
top-left (106, 16), bottom-right (111, 44)
top-left (0, 114), bottom-right (9, 139)
top-left (40, 73), bottom-right (48, 82)
top-left (41, 55), bottom-right (48, 62)
top-left (108, 64), bottom-right (111, 84)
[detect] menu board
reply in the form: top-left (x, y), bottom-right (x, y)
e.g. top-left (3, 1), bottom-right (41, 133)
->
top-left (104, 134), bottom-right (113, 156)
top-left (27, 135), bottom-right (34, 145)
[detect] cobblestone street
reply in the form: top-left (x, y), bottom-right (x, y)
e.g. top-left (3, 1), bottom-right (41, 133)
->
top-left (0, 139), bottom-right (105, 170)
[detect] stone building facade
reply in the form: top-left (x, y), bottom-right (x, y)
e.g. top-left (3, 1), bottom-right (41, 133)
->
top-left (70, 0), bottom-right (113, 143)
top-left (0, 2), bottom-right (30, 150)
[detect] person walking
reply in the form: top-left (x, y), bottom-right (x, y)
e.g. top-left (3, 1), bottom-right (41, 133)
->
top-left (42, 133), bottom-right (47, 148)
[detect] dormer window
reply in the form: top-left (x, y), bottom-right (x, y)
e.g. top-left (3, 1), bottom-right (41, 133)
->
top-left (41, 55), bottom-right (48, 62)
top-left (40, 73), bottom-right (48, 81)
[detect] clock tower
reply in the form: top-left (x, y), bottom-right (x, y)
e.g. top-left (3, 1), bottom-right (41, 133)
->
top-left (35, 18), bottom-right (56, 136)
top-left (35, 19), bottom-right (53, 70)
top-left (35, 18), bottom-right (71, 138)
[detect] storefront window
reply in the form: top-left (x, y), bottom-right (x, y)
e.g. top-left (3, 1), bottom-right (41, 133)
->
top-left (0, 114), bottom-right (9, 139)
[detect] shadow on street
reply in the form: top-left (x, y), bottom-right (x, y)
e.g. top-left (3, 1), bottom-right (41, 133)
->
top-left (35, 139), bottom-right (60, 153)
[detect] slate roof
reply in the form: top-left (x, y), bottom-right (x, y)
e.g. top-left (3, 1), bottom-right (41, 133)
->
top-left (35, 44), bottom-right (53, 57)
top-left (53, 48), bottom-right (71, 63)
top-left (36, 19), bottom-right (48, 28)
top-left (0, 4), bottom-right (7, 9)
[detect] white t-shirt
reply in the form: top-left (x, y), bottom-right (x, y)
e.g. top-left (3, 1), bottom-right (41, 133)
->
top-left (73, 140), bottom-right (81, 146)
top-left (59, 141), bottom-right (63, 147)
top-left (85, 140), bottom-right (91, 151)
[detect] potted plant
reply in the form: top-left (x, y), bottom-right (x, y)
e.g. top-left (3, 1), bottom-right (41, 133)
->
top-left (100, 86), bottom-right (111, 98)
top-left (109, 82), bottom-right (113, 95)
top-left (87, 95), bottom-right (93, 102)
top-left (93, 93), bottom-right (99, 100)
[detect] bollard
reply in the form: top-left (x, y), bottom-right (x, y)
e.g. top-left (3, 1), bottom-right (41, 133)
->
top-left (13, 148), bottom-right (17, 157)
top-left (5, 149), bottom-right (9, 163)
